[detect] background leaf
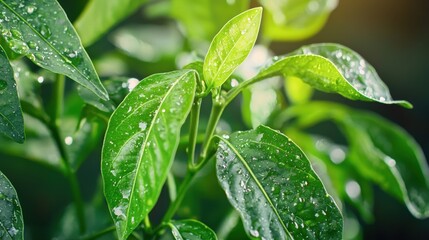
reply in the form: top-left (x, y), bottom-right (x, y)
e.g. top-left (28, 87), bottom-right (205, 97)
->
top-left (216, 125), bottom-right (343, 239)
top-left (203, 7), bottom-right (262, 89)
top-left (74, 0), bottom-right (148, 47)
top-left (255, 43), bottom-right (411, 108)
top-left (283, 102), bottom-right (429, 219)
top-left (0, 170), bottom-right (24, 240)
top-left (0, 46), bottom-right (24, 143)
top-left (171, 0), bottom-right (249, 47)
top-left (102, 70), bottom-right (196, 239)
top-left (259, 0), bottom-right (338, 41)
top-left (0, 0), bottom-right (108, 100)
top-left (169, 219), bottom-right (217, 240)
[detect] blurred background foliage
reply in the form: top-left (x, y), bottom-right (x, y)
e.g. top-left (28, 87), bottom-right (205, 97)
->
top-left (0, 0), bottom-right (428, 239)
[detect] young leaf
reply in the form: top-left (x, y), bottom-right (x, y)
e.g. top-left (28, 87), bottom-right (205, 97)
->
top-left (216, 125), bottom-right (343, 239)
top-left (102, 70), bottom-right (196, 239)
top-left (255, 43), bottom-right (411, 108)
top-left (0, 0), bottom-right (108, 100)
top-left (0, 170), bottom-right (24, 240)
top-left (169, 219), bottom-right (217, 240)
top-left (0, 45), bottom-right (24, 143)
top-left (259, 0), bottom-right (337, 41)
top-left (171, 0), bottom-right (249, 44)
top-left (74, 0), bottom-right (148, 47)
top-left (203, 7), bottom-right (262, 90)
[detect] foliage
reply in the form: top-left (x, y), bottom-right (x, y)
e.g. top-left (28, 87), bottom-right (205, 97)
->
top-left (0, 0), bottom-right (428, 239)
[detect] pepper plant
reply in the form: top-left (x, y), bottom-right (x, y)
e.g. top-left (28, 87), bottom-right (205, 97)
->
top-left (0, 0), bottom-right (428, 239)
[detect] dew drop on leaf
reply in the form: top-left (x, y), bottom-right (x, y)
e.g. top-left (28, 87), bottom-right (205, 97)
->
top-left (8, 39), bottom-right (30, 55)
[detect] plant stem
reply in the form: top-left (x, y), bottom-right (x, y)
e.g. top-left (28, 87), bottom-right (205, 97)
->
top-left (187, 98), bottom-right (202, 168)
top-left (161, 170), bottom-right (195, 224)
top-left (50, 74), bottom-right (86, 233)
top-left (198, 98), bottom-right (224, 163)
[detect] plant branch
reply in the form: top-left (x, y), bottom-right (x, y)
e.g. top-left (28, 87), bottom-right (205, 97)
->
top-left (187, 98), bottom-right (202, 168)
top-left (49, 74), bottom-right (86, 233)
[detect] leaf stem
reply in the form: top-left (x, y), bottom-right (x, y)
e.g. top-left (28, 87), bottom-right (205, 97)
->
top-left (187, 98), bottom-right (202, 168)
top-left (161, 170), bottom-right (195, 224)
top-left (49, 74), bottom-right (86, 233)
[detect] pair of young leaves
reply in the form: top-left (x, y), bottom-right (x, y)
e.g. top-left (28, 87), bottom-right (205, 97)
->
top-left (102, 6), bottom-right (427, 240)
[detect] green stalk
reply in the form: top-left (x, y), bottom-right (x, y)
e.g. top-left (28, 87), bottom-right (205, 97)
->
top-left (49, 74), bottom-right (86, 233)
top-left (187, 98), bottom-right (202, 168)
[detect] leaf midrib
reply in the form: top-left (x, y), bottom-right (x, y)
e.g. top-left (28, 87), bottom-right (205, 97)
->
top-left (220, 137), bottom-right (293, 239)
top-left (0, 1), bottom-right (99, 91)
top-left (125, 71), bottom-right (192, 234)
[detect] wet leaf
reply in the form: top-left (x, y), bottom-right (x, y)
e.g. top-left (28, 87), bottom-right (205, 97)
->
top-left (216, 125), bottom-right (343, 239)
top-left (203, 7), bottom-right (262, 89)
top-left (169, 219), bottom-right (217, 240)
top-left (0, 170), bottom-right (24, 240)
top-left (75, 0), bottom-right (148, 47)
top-left (102, 70), bottom-right (196, 239)
top-left (171, 0), bottom-right (249, 45)
top-left (0, 0), bottom-right (108, 100)
top-left (0, 45), bottom-right (24, 143)
top-left (341, 112), bottom-right (429, 219)
top-left (283, 102), bottom-right (429, 219)
top-left (259, 0), bottom-right (337, 41)
top-left (255, 43), bottom-right (411, 108)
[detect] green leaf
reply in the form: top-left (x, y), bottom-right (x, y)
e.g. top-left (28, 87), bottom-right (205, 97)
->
top-left (283, 102), bottom-right (429, 219)
top-left (284, 76), bottom-right (314, 104)
top-left (171, 0), bottom-right (249, 44)
top-left (0, 170), bottom-right (24, 240)
top-left (255, 43), bottom-right (411, 108)
top-left (102, 70), bottom-right (196, 239)
top-left (259, 0), bottom-right (337, 41)
top-left (0, 45), bottom-right (24, 143)
top-left (74, 0), bottom-right (148, 47)
top-left (203, 7), bottom-right (262, 89)
top-left (0, 0), bottom-right (108, 100)
top-left (216, 125), bottom-right (343, 239)
top-left (169, 219), bottom-right (217, 240)
top-left (341, 112), bottom-right (429, 219)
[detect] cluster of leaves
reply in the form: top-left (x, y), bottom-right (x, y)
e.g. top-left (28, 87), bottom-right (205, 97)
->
top-left (0, 0), bottom-right (428, 239)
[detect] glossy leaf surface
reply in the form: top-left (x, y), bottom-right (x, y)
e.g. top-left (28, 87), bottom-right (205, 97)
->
top-left (0, 171), bottom-right (24, 240)
top-left (169, 219), bottom-right (217, 240)
top-left (255, 43), bottom-right (411, 108)
top-left (171, 0), bottom-right (249, 44)
top-left (102, 70), bottom-right (196, 239)
top-left (75, 0), bottom-right (148, 46)
top-left (0, 46), bottom-right (24, 143)
top-left (0, 0), bottom-right (108, 100)
top-left (284, 102), bottom-right (429, 218)
top-left (216, 125), bottom-right (343, 239)
top-left (260, 0), bottom-right (337, 40)
top-left (203, 7), bottom-right (262, 89)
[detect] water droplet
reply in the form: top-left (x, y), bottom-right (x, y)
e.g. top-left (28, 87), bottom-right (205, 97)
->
top-left (37, 76), bottom-right (44, 83)
top-left (127, 78), bottom-right (139, 91)
top-left (10, 29), bottom-right (23, 39)
top-left (384, 156), bottom-right (396, 167)
top-left (230, 78), bottom-right (239, 88)
top-left (27, 41), bottom-right (38, 50)
top-left (8, 39), bottom-right (29, 55)
top-left (139, 122), bottom-right (147, 131)
top-left (40, 25), bottom-right (52, 38)
top-left (27, 5), bottom-right (37, 14)
top-left (112, 205), bottom-right (126, 219)
top-left (249, 229), bottom-right (259, 237)
top-left (34, 53), bottom-right (45, 61)
top-left (64, 136), bottom-right (73, 145)
top-left (0, 80), bottom-right (7, 90)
